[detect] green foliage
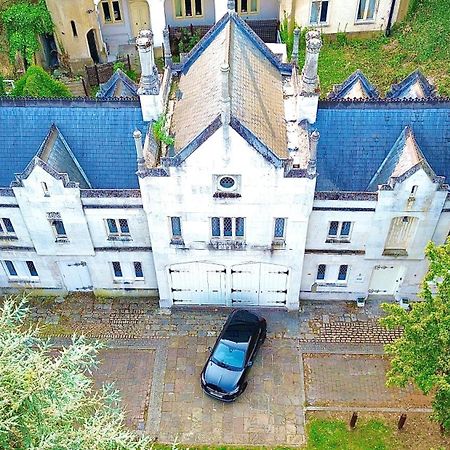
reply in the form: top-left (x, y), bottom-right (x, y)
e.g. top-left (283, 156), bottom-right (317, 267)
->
top-left (380, 239), bottom-right (450, 431)
top-left (315, 0), bottom-right (450, 97)
top-left (0, 75), bottom-right (5, 95)
top-left (152, 114), bottom-right (174, 147)
top-left (1, 0), bottom-right (53, 66)
top-left (11, 65), bottom-right (72, 98)
top-left (178, 29), bottom-right (201, 54)
top-left (113, 61), bottom-right (138, 82)
top-left (278, 12), bottom-right (300, 60)
top-left (305, 419), bottom-right (391, 449)
top-left (0, 294), bottom-right (151, 449)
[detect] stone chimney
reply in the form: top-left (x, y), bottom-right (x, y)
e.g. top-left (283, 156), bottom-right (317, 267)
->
top-left (136, 29), bottom-right (162, 121)
top-left (298, 30), bottom-right (322, 124)
top-left (133, 130), bottom-right (145, 171)
top-left (307, 130), bottom-right (320, 175)
top-left (221, 62), bottom-right (231, 157)
top-left (162, 27), bottom-right (172, 68)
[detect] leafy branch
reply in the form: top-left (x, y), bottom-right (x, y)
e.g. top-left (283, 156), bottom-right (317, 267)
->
top-left (152, 114), bottom-right (174, 147)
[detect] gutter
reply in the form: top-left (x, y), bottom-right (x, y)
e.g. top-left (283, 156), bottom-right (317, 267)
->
top-left (385, 0), bottom-right (397, 36)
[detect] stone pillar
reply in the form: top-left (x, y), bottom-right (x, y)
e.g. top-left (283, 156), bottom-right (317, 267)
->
top-left (162, 27), bottom-right (172, 68)
top-left (133, 130), bottom-right (146, 171)
top-left (307, 130), bottom-right (319, 175)
top-left (146, 0), bottom-right (165, 48)
top-left (291, 27), bottom-right (300, 64)
top-left (301, 30), bottom-right (322, 94)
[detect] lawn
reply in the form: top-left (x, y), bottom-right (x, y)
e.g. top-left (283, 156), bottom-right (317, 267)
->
top-left (295, 0), bottom-right (450, 98)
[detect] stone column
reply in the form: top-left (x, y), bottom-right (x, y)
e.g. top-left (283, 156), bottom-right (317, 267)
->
top-left (162, 27), bottom-right (172, 68)
top-left (307, 130), bottom-right (319, 175)
top-left (133, 130), bottom-right (146, 171)
top-left (136, 30), bottom-right (160, 95)
top-left (291, 27), bottom-right (300, 64)
top-left (146, 0), bottom-right (166, 47)
top-left (301, 30), bottom-right (322, 94)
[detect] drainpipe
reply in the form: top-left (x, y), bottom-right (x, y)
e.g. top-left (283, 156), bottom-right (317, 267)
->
top-left (385, 0), bottom-right (397, 37)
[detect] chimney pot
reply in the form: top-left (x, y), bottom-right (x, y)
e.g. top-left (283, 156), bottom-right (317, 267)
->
top-left (291, 27), bottom-right (300, 64)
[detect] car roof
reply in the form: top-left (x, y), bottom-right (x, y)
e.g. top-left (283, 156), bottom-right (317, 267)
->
top-left (222, 310), bottom-right (261, 344)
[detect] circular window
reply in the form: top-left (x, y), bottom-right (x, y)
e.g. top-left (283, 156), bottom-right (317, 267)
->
top-left (219, 176), bottom-right (236, 190)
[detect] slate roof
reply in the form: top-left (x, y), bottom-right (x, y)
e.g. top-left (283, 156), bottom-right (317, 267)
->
top-left (170, 12), bottom-right (288, 158)
top-left (313, 101), bottom-right (450, 191)
top-left (97, 69), bottom-right (139, 99)
top-left (386, 70), bottom-right (436, 99)
top-left (0, 99), bottom-right (147, 189)
top-left (328, 70), bottom-right (379, 100)
top-left (35, 124), bottom-right (92, 188)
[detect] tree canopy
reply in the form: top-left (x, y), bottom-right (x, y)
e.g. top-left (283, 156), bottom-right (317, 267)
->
top-left (0, 295), bottom-right (150, 449)
top-left (11, 65), bottom-right (72, 98)
top-left (1, 0), bottom-right (53, 67)
top-left (380, 239), bottom-right (450, 430)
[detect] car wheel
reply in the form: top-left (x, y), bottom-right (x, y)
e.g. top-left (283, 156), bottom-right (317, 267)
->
top-left (259, 331), bottom-right (266, 345)
top-left (241, 381), bottom-right (248, 393)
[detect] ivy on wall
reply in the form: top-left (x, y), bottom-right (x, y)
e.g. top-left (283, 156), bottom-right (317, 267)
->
top-left (1, 0), bottom-right (53, 68)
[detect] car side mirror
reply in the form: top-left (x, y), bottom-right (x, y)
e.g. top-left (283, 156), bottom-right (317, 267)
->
top-left (247, 361), bottom-right (253, 368)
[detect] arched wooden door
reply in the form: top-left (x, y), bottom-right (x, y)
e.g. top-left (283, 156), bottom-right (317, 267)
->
top-left (129, 0), bottom-right (151, 38)
top-left (87, 29), bottom-right (100, 64)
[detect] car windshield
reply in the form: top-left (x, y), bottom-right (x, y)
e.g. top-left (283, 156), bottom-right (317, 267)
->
top-left (212, 340), bottom-right (246, 370)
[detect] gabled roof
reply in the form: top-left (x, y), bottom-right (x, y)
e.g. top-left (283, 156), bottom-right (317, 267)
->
top-left (170, 12), bottom-right (288, 160)
top-left (313, 101), bottom-right (450, 191)
top-left (97, 69), bottom-right (138, 98)
top-left (386, 70), bottom-right (436, 99)
top-left (0, 99), bottom-right (147, 189)
top-left (328, 70), bottom-right (379, 100)
top-left (366, 126), bottom-right (436, 190)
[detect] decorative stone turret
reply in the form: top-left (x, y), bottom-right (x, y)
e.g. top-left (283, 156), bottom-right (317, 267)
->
top-left (297, 30), bottom-right (322, 124)
top-left (136, 29), bottom-right (162, 121)
top-left (301, 30), bottom-right (322, 94)
top-left (291, 28), bottom-right (300, 64)
top-left (162, 27), bottom-right (172, 68)
top-left (307, 130), bottom-right (319, 175)
top-left (227, 0), bottom-right (235, 12)
top-left (133, 129), bottom-right (146, 171)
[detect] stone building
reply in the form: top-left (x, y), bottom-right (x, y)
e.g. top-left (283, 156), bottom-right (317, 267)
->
top-left (45, 0), bottom-right (409, 71)
top-left (0, 7), bottom-right (448, 309)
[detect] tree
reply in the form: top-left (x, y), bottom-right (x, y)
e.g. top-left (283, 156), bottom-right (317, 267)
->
top-left (0, 295), bottom-right (151, 449)
top-left (380, 239), bottom-right (450, 431)
top-left (11, 65), bottom-right (72, 98)
top-left (1, 0), bottom-right (53, 69)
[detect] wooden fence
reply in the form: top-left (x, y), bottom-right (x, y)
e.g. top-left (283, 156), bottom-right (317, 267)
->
top-left (84, 55), bottom-right (132, 87)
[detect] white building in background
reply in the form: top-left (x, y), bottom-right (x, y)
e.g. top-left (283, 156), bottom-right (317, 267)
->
top-left (0, 8), bottom-right (448, 309)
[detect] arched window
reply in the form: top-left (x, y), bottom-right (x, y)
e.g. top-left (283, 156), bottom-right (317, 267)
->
top-left (383, 216), bottom-right (418, 256)
top-left (70, 20), bottom-right (78, 37)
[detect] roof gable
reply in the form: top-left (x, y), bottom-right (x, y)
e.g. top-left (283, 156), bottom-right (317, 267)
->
top-left (367, 126), bottom-right (436, 190)
top-left (97, 69), bottom-right (138, 98)
top-left (386, 70), bottom-right (436, 99)
top-left (170, 12), bottom-right (287, 163)
top-left (328, 70), bottom-right (379, 100)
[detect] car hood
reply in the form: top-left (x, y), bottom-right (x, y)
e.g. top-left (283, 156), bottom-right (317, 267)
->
top-left (203, 360), bottom-right (243, 392)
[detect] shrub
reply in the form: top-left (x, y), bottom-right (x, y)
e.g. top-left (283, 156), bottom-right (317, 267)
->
top-left (113, 60), bottom-right (138, 82)
top-left (11, 65), bottom-right (72, 98)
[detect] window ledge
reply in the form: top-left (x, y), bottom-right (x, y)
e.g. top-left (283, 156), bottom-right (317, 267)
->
top-left (271, 240), bottom-right (286, 250)
top-left (113, 278), bottom-right (135, 284)
top-left (325, 238), bottom-right (351, 243)
top-left (170, 238), bottom-right (185, 246)
top-left (8, 278), bottom-right (39, 284)
top-left (107, 236), bottom-right (132, 241)
top-left (309, 22), bottom-right (329, 27)
top-left (382, 249), bottom-right (408, 257)
top-left (209, 239), bottom-right (246, 250)
top-left (213, 192), bottom-right (242, 199)
top-left (0, 235), bottom-right (18, 241)
top-left (55, 237), bottom-right (69, 243)
top-left (316, 281), bottom-right (348, 287)
top-left (354, 19), bottom-right (376, 25)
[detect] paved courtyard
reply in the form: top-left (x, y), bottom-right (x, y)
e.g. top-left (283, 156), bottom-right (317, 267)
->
top-left (31, 295), bottom-right (433, 446)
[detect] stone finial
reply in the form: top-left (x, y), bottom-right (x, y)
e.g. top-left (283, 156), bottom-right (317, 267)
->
top-left (227, 0), bottom-right (235, 12)
top-left (301, 30), bottom-right (322, 94)
top-left (307, 129), bottom-right (320, 175)
top-left (136, 29), bottom-right (160, 96)
top-left (162, 27), bottom-right (172, 68)
top-left (136, 29), bottom-right (154, 49)
top-left (291, 27), bottom-right (300, 64)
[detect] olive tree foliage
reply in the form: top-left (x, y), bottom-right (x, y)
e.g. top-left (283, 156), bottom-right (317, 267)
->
top-left (380, 239), bottom-right (450, 431)
top-left (0, 295), bottom-right (151, 449)
top-left (1, 0), bottom-right (53, 68)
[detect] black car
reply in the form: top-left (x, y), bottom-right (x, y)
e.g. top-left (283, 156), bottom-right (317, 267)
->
top-left (200, 309), bottom-right (267, 402)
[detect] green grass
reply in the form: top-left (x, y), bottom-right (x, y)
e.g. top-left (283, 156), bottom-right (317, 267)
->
top-left (305, 419), bottom-right (392, 450)
top-left (295, 0), bottom-right (450, 98)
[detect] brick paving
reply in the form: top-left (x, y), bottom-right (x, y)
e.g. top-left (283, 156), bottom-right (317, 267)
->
top-left (303, 353), bottom-right (430, 409)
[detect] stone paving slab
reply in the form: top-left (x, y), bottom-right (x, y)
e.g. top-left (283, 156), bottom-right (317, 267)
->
top-left (303, 353), bottom-right (430, 409)
top-left (92, 348), bottom-right (156, 430)
top-left (157, 337), bottom-right (305, 446)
